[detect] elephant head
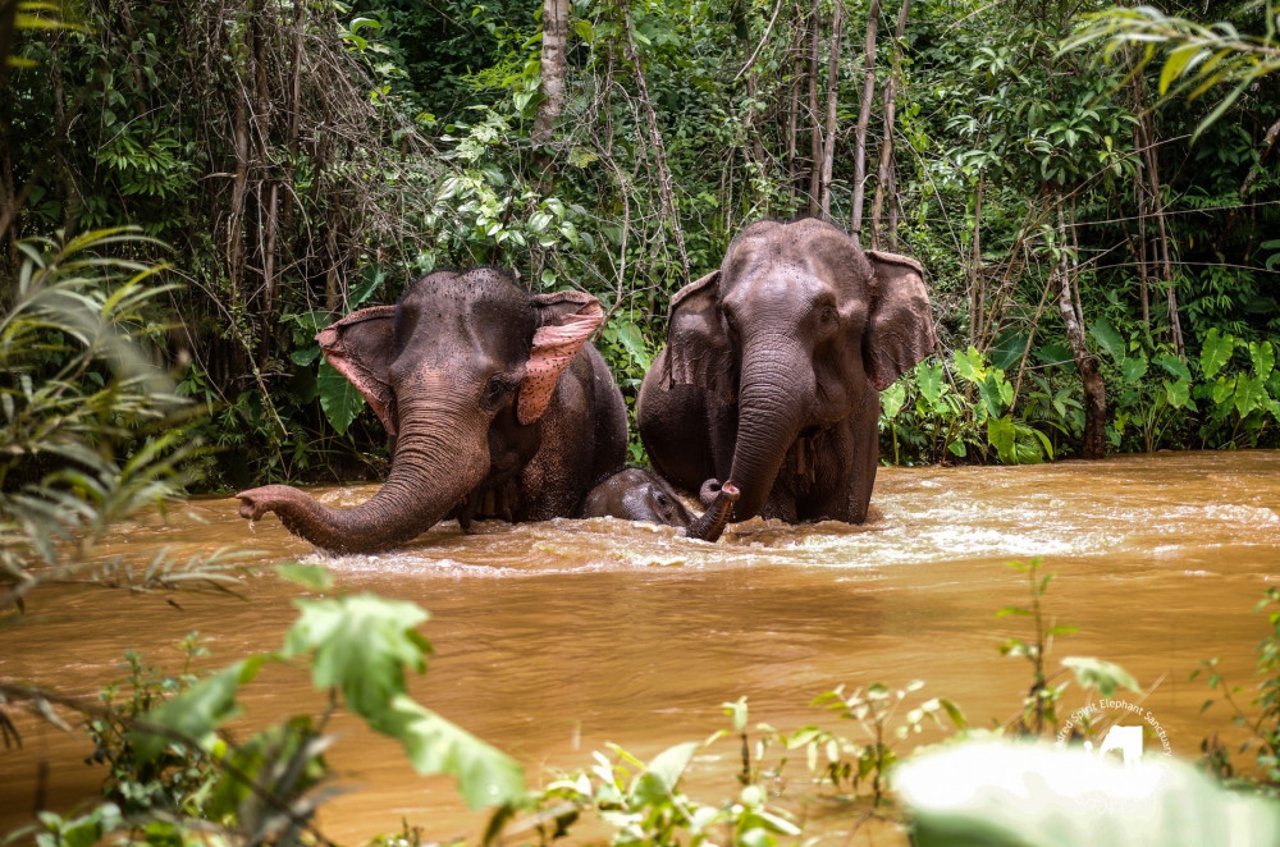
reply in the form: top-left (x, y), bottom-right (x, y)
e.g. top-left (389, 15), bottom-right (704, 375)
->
top-left (579, 468), bottom-right (740, 542)
top-left (642, 218), bottom-right (936, 525)
top-left (237, 268), bottom-right (618, 553)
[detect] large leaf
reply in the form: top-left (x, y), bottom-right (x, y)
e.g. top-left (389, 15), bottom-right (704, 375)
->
top-left (1250, 340), bottom-right (1275, 381)
top-left (895, 741), bottom-right (1280, 847)
top-left (953, 347), bottom-right (986, 384)
top-left (917, 360), bottom-right (945, 406)
top-left (284, 593), bottom-right (432, 719)
top-left (990, 329), bottom-right (1029, 371)
top-left (1200, 328), bottom-right (1236, 380)
top-left (376, 694), bottom-right (525, 809)
top-left (131, 656), bottom-right (267, 761)
top-left (880, 381), bottom-right (906, 420)
top-left (1152, 352), bottom-right (1191, 382)
top-left (317, 360), bottom-right (366, 435)
top-left (987, 415), bottom-right (1017, 464)
top-left (1120, 353), bottom-right (1148, 385)
top-left (1087, 318), bottom-right (1125, 363)
top-left (631, 741), bottom-right (699, 805)
top-left (1234, 374), bottom-right (1265, 419)
top-left (1164, 378), bottom-right (1191, 409)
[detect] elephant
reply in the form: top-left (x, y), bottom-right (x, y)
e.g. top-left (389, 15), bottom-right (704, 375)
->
top-left (636, 218), bottom-right (936, 529)
top-left (236, 268), bottom-right (629, 553)
top-left (580, 467), bottom-right (740, 542)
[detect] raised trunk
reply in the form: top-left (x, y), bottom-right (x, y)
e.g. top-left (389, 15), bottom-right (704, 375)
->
top-left (726, 344), bottom-right (811, 521)
top-left (237, 400), bottom-right (489, 553)
top-left (685, 482), bottom-right (740, 542)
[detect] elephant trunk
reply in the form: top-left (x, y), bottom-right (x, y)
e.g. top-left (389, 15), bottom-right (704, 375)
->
top-left (237, 387), bottom-right (489, 554)
top-left (684, 481), bottom-right (739, 542)
top-left (726, 338), bottom-right (811, 521)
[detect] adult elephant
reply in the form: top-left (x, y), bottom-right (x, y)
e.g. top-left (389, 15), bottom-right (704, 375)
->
top-left (637, 218), bottom-right (936, 527)
top-left (237, 268), bottom-right (628, 553)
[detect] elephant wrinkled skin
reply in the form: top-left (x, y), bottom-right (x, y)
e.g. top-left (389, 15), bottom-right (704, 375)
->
top-left (237, 268), bottom-right (628, 553)
top-left (637, 218), bottom-right (936, 529)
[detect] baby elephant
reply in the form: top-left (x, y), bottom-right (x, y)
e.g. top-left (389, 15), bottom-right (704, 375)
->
top-left (581, 468), bottom-right (739, 542)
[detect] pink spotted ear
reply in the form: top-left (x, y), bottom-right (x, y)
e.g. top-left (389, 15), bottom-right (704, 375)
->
top-left (518, 292), bottom-right (605, 425)
top-left (316, 305), bottom-right (399, 435)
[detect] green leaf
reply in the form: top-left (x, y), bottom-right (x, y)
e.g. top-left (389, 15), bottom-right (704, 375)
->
top-left (953, 346), bottom-right (985, 383)
top-left (881, 381), bottom-right (906, 420)
top-left (632, 741), bottom-right (699, 803)
top-left (1120, 354), bottom-right (1148, 385)
top-left (275, 563), bottom-right (334, 591)
top-left (376, 694), bottom-right (524, 808)
top-left (1160, 43), bottom-right (1206, 94)
top-left (1153, 352), bottom-right (1190, 381)
top-left (1200, 328), bottom-right (1235, 379)
top-left (1250, 341), bottom-right (1275, 381)
top-left (1088, 319), bottom-right (1125, 363)
top-left (605, 318), bottom-right (653, 372)
top-left (131, 656), bottom-right (266, 761)
top-left (284, 593), bottom-right (432, 718)
top-left (1061, 656), bottom-right (1140, 697)
top-left (317, 360), bottom-right (366, 435)
top-left (1211, 375), bottom-right (1236, 407)
top-left (917, 360), bottom-right (945, 405)
top-left (1235, 374), bottom-right (1264, 418)
top-left (987, 415), bottom-right (1017, 463)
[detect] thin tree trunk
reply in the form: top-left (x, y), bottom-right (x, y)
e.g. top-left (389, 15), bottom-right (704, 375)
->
top-left (1055, 202), bottom-right (1106, 460)
top-left (532, 0), bottom-right (569, 150)
top-left (818, 0), bottom-right (845, 220)
top-left (1134, 91), bottom-right (1183, 356)
top-left (786, 44), bottom-right (801, 207)
top-left (870, 0), bottom-right (908, 249)
top-left (806, 0), bottom-right (822, 215)
top-left (968, 173), bottom-right (984, 348)
top-left (621, 0), bottom-right (689, 282)
top-left (850, 0), bottom-right (880, 237)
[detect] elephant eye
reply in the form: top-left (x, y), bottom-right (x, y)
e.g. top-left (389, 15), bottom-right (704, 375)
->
top-left (818, 304), bottom-right (838, 325)
top-left (483, 373), bottom-right (517, 409)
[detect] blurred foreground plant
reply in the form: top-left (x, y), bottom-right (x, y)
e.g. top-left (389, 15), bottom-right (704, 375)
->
top-left (0, 227), bottom-right (242, 616)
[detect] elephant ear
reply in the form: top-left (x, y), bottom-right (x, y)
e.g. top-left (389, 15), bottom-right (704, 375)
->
top-left (662, 270), bottom-right (735, 402)
top-left (316, 305), bottom-right (399, 436)
top-left (864, 250), bottom-right (938, 391)
top-left (519, 291), bottom-right (605, 425)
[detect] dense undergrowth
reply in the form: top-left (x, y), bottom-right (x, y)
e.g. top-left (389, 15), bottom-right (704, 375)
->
top-left (3, 0), bottom-right (1278, 487)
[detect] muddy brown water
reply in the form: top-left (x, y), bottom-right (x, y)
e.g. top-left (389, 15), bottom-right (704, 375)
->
top-left (2, 451), bottom-right (1278, 842)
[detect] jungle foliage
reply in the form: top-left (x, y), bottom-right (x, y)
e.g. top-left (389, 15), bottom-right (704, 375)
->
top-left (2, 1), bottom-right (1279, 482)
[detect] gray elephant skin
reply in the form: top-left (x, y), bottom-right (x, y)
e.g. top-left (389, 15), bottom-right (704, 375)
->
top-left (637, 218), bottom-right (936, 527)
top-left (237, 268), bottom-right (628, 553)
top-left (580, 467), bottom-right (740, 542)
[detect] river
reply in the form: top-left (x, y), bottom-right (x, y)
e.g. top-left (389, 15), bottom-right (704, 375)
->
top-left (2, 451), bottom-right (1277, 842)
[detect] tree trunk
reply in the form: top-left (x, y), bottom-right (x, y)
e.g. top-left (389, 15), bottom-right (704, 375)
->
top-left (806, 0), bottom-right (822, 215)
top-left (849, 0), bottom-right (880, 237)
top-left (1133, 84), bottom-right (1183, 356)
top-left (786, 36), bottom-right (802, 207)
top-left (532, 0), bottom-right (569, 150)
top-left (968, 173), bottom-right (984, 348)
top-left (870, 0), bottom-right (908, 249)
top-left (817, 0), bottom-right (845, 219)
top-left (1054, 202), bottom-right (1106, 459)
